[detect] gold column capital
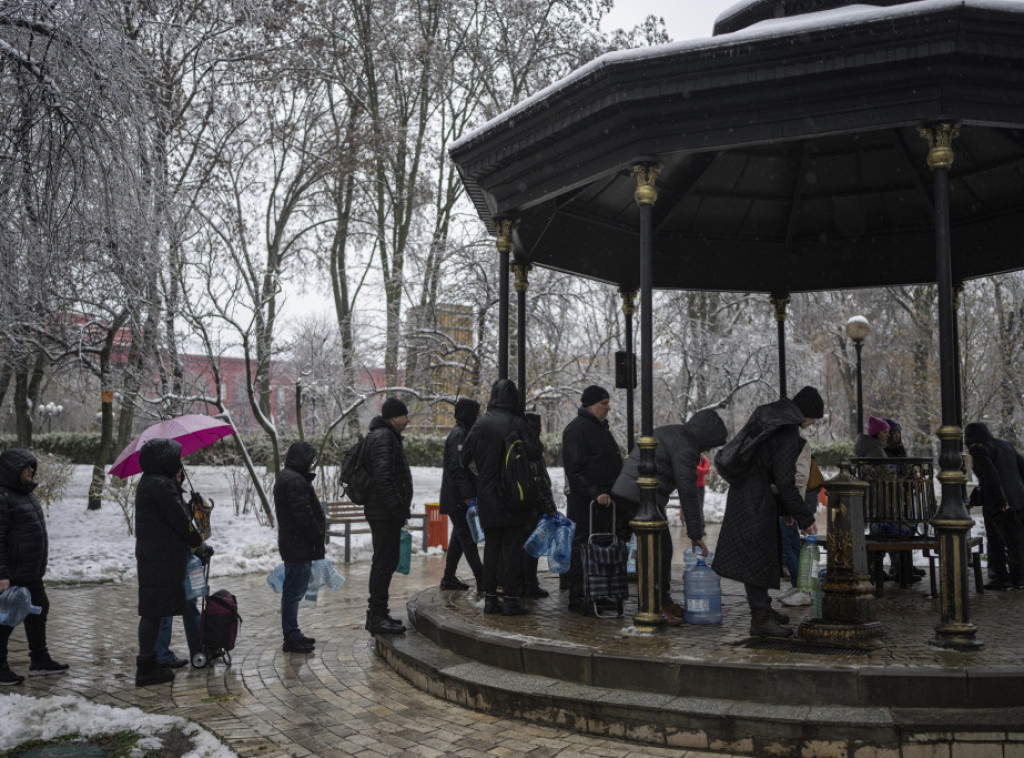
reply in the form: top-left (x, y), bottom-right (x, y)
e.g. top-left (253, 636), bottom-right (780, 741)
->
top-left (495, 218), bottom-right (517, 254)
top-left (919, 123), bottom-right (959, 171)
top-left (770, 294), bottom-right (790, 323)
top-left (936, 424), bottom-right (963, 441)
top-left (631, 164), bottom-right (661, 206)
top-left (953, 282), bottom-right (964, 311)
top-left (512, 260), bottom-right (531, 292)
top-left (620, 289), bottom-right (637, 316)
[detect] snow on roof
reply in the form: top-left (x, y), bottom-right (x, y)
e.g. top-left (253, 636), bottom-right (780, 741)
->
top-left (451, 0), bottom-right (1019, 152)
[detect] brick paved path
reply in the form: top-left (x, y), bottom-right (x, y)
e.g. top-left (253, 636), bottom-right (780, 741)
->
top-left (7, 552), bottom-right (727, 758)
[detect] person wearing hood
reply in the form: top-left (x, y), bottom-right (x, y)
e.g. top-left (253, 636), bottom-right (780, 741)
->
top-left (612, 409), bottom-right (729, 624)
top-left (713, 387), bottom-right (823, 637)
top-left (363, 397), bottom-right (414, 634)
top-left (0, 449), bottom-right (69, 686)
top-left (134, 439), bottom-right (203, 686)
top-left (274, 440), bottom-right (326, 653)
top-left (884, 418), bottom-right (907, 458)
top-left (965, 422), bottom-right (1024, 590)
top-left (854, 416), bottom-right (890, 458)
top-left (522, 412), bottom-right (558, 599)
top-left (562, 385), bottom-right (624, 615)
top-left (461, 379), bottom-right (541, 616)
top-left (439, 398), bottom-right (483, 592)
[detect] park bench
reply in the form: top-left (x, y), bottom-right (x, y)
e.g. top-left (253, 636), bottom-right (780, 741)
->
top-left (850, 457), bottom-right (984, 597)
top-left (324, 501), bottom-right (428, 563)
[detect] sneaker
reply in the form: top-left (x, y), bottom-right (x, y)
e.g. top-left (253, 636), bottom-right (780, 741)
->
top-left (282, 639), bottom-right (315, 653)
top-left (0, 664), bottom-right (25, 686)
top-left (29, 659), bottom-right (70, 676)
top-left (297, 634), bottom-right (316, 646)
top-left (156, 656), bottom-right (188, 670)
top-left (780, 590), bottom-right (813, 607)
top-left (440, 577), bottom-right (471, 590)
top-left (778, 585), bottom-right (800, 599)
top-left (365, 614), bottom-right (405, 635)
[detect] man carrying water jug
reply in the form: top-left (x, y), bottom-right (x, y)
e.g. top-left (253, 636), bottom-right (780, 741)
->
top-left (0, 449), bottom-right (69, 685)
top-left (713, 386), bottom-right (823, 638)
top-left (612, 409), bottom-right (728, 625)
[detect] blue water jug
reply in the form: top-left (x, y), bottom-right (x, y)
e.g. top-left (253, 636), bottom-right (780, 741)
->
top-left (813, 568), bottom-right (826, 618)
top-left (467, 500), bottom-right (484, 544)
top-left (267, 563), bottom-right (286, 593)
top-left (524, 514), bottom-right (558, 558)
top-left (184, 553), bottom-right (208, 600)
top-left (797, 535), bottom-right (820, 592)
top-left (0, 586), bottom-right (42, 627)
top-left (547, 516), bottom-right (575, 574)
top-left (683, 559), bottom-right (722, 625)
top-left (396, 528), bottom-right (412, 575)
top-left (682, 546), bottom-right (714, 574)
top-left (317, 558), bottom-right (346, 590)
top-left (626, 534), bottom-right (637, 575)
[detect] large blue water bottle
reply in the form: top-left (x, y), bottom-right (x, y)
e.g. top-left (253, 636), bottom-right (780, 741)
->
top-left (548, 515), bottom-right (575, 574)
top-left (626, 534), bottom-right (637, 575)
top-left (524, 514), bottom-right (557, 558)
top-left (0, 586), bottom-right (42, 627)
top-left (267, 563), bottom-right (286, 593)
top-left (467, 499), bottom-right (484, 544)
top-left (683, 546), bottom-right (714, 574)
top-left (684, 559), bottom-right (723, 625)
top-left (184, 553), bottom-right (208, 600)
top-left (797, 535), bottom-right (820, 592)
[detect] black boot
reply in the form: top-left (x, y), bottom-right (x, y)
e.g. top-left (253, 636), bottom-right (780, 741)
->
top-left (483, 594), bottom-right (502, 614)
top-left (365, 611), bottom-right (405, 635)
top-left (750, 609), bottom-right (793, 638)
top-left (135, 655), bottom-right (174, 687)
top-left (501, 596), bottom-right (530, 616)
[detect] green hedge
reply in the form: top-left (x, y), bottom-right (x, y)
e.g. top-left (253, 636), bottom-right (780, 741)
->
top-left (809, 440), bottom-right (856, 468)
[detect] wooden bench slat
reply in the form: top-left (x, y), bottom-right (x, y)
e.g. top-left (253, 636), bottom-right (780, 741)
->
top-left (323, 500), bottom-right (428, 563)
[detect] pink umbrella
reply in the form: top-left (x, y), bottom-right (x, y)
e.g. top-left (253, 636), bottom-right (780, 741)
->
top-left (109, 414), bottom-right (236, 479)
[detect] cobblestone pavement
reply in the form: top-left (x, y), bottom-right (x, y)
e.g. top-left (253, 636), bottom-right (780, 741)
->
top-left (7, 550), bottom-right (732, 758)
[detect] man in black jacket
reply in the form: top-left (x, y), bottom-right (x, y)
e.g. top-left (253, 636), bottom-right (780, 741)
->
top-left (0, 449), bottom-right (69, 686)
top-left (439, 398), bottom-right (483, 591)
top-left (461, 379), bottom-right (540, 616)
top-left (965, 421), bottom-right (1024, 590)
top-left (562, 385), bottom-right (623, 613)
top-left (364, 397), bottom-right (414, 634)
top-left (274, 441), bottom-right (326, 653)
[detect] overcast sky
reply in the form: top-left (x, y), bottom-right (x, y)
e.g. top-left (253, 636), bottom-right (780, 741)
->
top-left (602, 0), bottom-right (743, 42)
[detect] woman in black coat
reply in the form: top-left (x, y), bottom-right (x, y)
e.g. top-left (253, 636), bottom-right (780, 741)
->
top-left (0, 449), bottom-right (68, 685)
top-left (134, 438), bottom-right (202, 686)
top-left (439, 398), bottom-right (482, 591)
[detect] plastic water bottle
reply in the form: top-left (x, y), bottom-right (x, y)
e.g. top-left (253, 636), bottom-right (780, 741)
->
top-left (813, 568), bottom-right (827, 619)
top-left (301, 586), bottom-right (319, 608)
top-left (267, 563), bottom-right (286, 593)
top-left (524, 514), bottom-right (557, 558)
top-left (396, 528), bottom-right (412, 575)
top-left (319, 559), bottom-right (346, 590)
top-left (467, 500), bottom-right (484, 544)
top-left (184, 553), bottom-right (208, 600)
top-left (550, 516), bottom-right (575, 564)
top-left (797, 535), bottom-right (820, 592)
top-left (683, 546), bottom-right (714, 574)
top-left (626, 534), bottom-right (637, 575)
top-left (0, 586), bottom-right (42, 627)
top-left (683, 559), bottom-right (722, 625)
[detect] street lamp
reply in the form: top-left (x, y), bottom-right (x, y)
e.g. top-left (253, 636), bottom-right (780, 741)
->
top-left (40, 401), bottom-right (64, 433)
top-left (845, 316), bottom-right (870, 434)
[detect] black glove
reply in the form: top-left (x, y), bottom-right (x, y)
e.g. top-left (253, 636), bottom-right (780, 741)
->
top-left (195, 542), bottom-right (214, 565)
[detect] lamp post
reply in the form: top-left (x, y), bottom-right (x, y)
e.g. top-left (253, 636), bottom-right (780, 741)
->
top-left (845, 317), bottom-right (870, 435)
top-left (40, 401), bottom-right (64, 433)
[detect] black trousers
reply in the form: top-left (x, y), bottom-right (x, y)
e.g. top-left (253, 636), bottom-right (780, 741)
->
top-left (0, 580), bottom-right (50, 664)
top-left (567, 498), bottom-right (616, 599)
top-left (368, 515), bottom-right (403, 616)
top-left (138, 616), bottom-right (162, 661)
top-left (987, 509), bottom-right (1024, 584)
top-left (443, 504), bottom-right (483, 584)
top-left (482, 522), bottom-right (531, 597)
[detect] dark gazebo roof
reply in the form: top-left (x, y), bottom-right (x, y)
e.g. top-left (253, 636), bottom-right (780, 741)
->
top-left (450, 0), bottom-right (1024, 293)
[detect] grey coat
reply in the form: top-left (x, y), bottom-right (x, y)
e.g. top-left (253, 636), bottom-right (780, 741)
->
top-left (713, 399), bottom-right (816, 588)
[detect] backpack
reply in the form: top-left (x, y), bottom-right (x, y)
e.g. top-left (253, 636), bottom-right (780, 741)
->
top-left (500, 428), bottom-right (535, 508)
top-left (340, 434), bottom-right (372, 503)
top-left (714, 414), bottom-right (772, 486)
top-left (200, 589), bottom-right (241, 652)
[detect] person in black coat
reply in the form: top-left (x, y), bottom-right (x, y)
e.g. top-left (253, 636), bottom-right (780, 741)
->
top-left (439, 398), bottom-right (483, 592)
top-left (0, 449), bottom-right (68, 686)
top-left (713, 387), bottom-right (823, 637)
top-left (274, 440), bottom-right (326, 653)
top-left (561, 385), bottom-right (623, 613)
top-left (613, 409), bottom-right (729, 624)
top-left (134, 438), bottom-right (203, 686)
top-left (965, 422), bottom-right (1024, 590)
top-left (461, 379), bottom-right (541, 616)
top-left (521, 412), bottom-right (557, 599)
top-left (364, 397), bottom-right (414, 635)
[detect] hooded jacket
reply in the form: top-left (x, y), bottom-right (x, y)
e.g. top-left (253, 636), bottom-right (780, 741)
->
top-left (0, 449), bottom-right (47, 584)
top-left (853, 433), bottom-right (888, 458)
top-left (966, 422), bottom-right (1024, 516)
top-left (612, 409), bottom-right (728, 541)
top-left (274, 441), bottom-right (327, 561)
top-left (363, 415), bottom-right (413, 522)
top-left (134, 438), bottom-right (203, 618)
top-left (461, 380), bottom-right (540, 527)
top-left (439, 399), bottom-right (480, 515)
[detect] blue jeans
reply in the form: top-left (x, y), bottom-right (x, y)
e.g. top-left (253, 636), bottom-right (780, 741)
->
top-left (779, 517), bottom-right (801, 588)
top-left (155, 599), bottom-right (201, 663)
top-left (281, 561), bottom-right (312, 642)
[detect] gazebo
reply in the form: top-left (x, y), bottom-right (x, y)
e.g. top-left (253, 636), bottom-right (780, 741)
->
top-left (449, 0), bottom-right (1024, 647)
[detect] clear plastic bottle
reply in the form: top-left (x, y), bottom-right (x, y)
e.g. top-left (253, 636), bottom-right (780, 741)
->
top-left (797, 534), bottom-right (820, 592)
top-left (524, 514), bottom-right (557, 558)
top-left (0, 586), bottom-right (42, 627)
top-left (683, 546), bottom-right (714, 574)
top-left (267, 563), bottom-right (286, 593)
top-left (683, 559), bottom-right (722, 625)
top-left (320, 559), bottom-right (346, 590)
top-left (184, 553), bottom-right (208, 600)
top-left (813, 568), bottom-right (827, 618)
top-left (467, 500), bottom-right (484, 544)
top-left (626, 534), bottom-right (637, 574)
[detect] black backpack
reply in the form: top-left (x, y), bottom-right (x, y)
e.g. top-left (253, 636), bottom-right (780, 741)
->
top-left (340, 434), bottom-right (372, 503)
top-left (714, 415), bottom-right (770, 486)
top-left (500, 428), bottom-right (535, 508)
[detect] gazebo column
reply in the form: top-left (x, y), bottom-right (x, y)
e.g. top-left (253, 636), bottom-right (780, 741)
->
top-left (920, 123), bottom-right (983, 650)
top-left (513, 259), bottom-right (531, 408)
top-left (771, 293), bottom-right (790, 399)
top-left (630, 163), bottom-right (665, 633)
top-left (620, 289), bottom-right (637, 453)
top-left (953, 283), bottom-right (968, 504)
top-left (495, 219), bottom-right (515, 381)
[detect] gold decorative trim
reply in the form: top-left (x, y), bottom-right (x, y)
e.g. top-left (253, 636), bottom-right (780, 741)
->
top-left (637, 436), bottom-right (658, 450)
top-left (495, 219), bottom-right (517, 254)
top-left (770, 295), bottom-right (790, 323)
top-left (630, 519), bottom-right (668, 531)
top-left (919, 123), bottom-right (959, 171)
top-left (936, 425), bottom-right (962, 441)
top-left (631, 164), bottom-right (661, 206)
top-left (931, 519), bottom-right (975, 530)
top-left (637, 476), bottom-right (659, 490)
top-left (512, 261), bottom-right (531, 293)
top-left (620, 289), bottom-right (637, 317)
top-left (937, 470), bottom-right (966, 486)
top-left (798, 620), bottom-right (884, 648)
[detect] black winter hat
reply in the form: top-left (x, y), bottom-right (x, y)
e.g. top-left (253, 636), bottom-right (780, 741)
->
top-left (964, 422), bottom-right (993, 448)
top-left (580, 384), bottom-right (610, 407)
top-left (792, 386), bottom-right (825, 419)
top-left (381, 397), bottom-right (409, 419)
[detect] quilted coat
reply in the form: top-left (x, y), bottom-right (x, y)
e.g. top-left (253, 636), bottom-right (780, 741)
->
top-left (274, 441), bottom-right (327, 562)
top-left (0, 449), bottom-right (47, 584)
top-left (363, 415), bottom-right (413, 523)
